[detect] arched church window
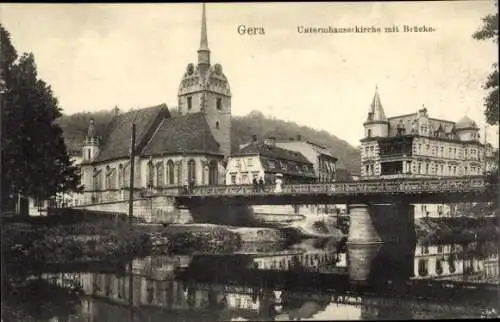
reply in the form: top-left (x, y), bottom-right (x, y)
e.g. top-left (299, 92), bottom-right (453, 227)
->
top-left (105, 166), bottom-right (111, 190)
top-left (167, 160), bottom-right (175, 185)
top-left (147, 160), bottom-right (154, 189)
top-left (156, 162), bottom-right (164, 187)
top-left (188, 159), bottom-right (196, 183)
top-left (118, 164), bottom-right (124, 188)
top-left (208, 160), bottom-right (218, 185)
top-left (216, 121), bottom-right (219, 129)
top-left (109, 167), bottom-right (116, 189)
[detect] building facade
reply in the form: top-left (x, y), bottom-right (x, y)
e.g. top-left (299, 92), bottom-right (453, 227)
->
top-left (77, 4), bottom-right (230, 204)
top-left (361, 87), bottom-right (486, 179)
top-left (360, 87), bottom-right (488, 218)
top-left (225, 137), bottom-right (316, 185)
top-left (275, 137), bottom-right (338, 182)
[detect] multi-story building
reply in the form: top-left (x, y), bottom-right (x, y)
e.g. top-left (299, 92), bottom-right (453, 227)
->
top-left (361, 87), bottom-right (485, 179)
top-left (360, 87), bottom-right (487, 218)
top-left (275, 136), bottom-right (338, 182)
top-left (225, 136), bottom-right (316, 185)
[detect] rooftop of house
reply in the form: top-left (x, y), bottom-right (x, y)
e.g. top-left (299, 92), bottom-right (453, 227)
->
top-left (233, 141), bottom-right (312, 165)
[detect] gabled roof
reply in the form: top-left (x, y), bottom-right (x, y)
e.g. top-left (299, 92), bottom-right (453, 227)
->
top-left (234, 142), bottom-right (312, 164)
top-left (141, 112), bottom-right (222, 157)
top-left (94, 104), bottom-right (169, 163)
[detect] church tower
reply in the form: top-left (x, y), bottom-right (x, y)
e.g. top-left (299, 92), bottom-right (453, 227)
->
top-left (363, 86), bottom-right (389, 138)
top-left (82, 119), bottom-right (99, 162)
top-left (177, 3), bottom-right (232, 159)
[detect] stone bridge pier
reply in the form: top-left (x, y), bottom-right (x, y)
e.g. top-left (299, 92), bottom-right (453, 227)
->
top-left (347, 200), bottom-right (416, 245)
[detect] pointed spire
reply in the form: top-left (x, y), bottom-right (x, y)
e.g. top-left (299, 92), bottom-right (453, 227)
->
top-left (87, 119), bottom-right (96, 138)
top-left (199, 3), bottom-right (209, 50)
top-left (366, 85), bottom-right (387, 123)
top-left (197, 3), bottom-right (211, 68)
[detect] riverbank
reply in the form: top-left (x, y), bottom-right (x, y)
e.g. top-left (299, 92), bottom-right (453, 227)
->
top-left (1, 220), bottom-right (152, 278)
top-left (415, 216), bottom-right (499, 244)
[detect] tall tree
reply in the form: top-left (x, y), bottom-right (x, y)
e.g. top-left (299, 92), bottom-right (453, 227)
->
top-left (472, 10), bottom-right (499, 126)
top-left (1, 24), bottom-right (82, 207)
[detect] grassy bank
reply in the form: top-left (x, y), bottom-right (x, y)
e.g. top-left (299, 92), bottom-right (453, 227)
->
top-left (2, 220), bottom-right (152, 278)
top-left (415, 216), bottom-right (499, 244)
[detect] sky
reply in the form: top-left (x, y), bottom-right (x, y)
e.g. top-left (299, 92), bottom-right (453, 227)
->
top-left (1, 1), bottom-right (498, 147)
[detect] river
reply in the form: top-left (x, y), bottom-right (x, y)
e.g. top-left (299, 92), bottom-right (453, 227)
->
top-left (3, 237), bottom-right (499, 321)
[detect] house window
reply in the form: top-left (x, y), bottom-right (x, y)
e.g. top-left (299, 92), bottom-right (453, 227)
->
top-left (236, 160), bottom-right (241, 168)
top-left (231, 174), bottom-right (236, 184)
top-left (242, 174), bottom-right (248, 184)
top-left (187, 96), bottom-right (192, 110)
top-left (268, 160), bottom-right (276, 169)
top-left (247, 158), bottom-right (253, 167)
top-left (216, 98), bottom-right (222, 110)
top-left (215, 121), bottom-right (219, 129)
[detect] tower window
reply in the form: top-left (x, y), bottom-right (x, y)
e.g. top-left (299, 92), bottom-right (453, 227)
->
top-left (216, 98), bottom-right (222, 110)
top-left (187, 96), bottom-right (192, 110)
top-left (367, 129), bottom-right (372, 138)
top-left (87, 149), bottom-right (91, 160)
top-left (216, 121), bottom-right (219, 129)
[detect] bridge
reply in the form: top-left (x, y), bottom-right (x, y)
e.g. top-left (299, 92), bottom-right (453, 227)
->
top-left (174, 176), bottom-right (496, 206)
top-left (170, 176), bottom-right (497, 245)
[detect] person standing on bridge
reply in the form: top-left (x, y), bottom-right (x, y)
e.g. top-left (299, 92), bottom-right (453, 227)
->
top-left (183, 179), bottom-right (189, 194)
top-left (252, 177), bottom-right (258, 192)
top-left (258, 177), bottom-right (264, 192)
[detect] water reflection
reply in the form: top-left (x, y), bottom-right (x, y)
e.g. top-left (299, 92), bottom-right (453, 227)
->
top-left (6, 237), bottom-right (499, 321)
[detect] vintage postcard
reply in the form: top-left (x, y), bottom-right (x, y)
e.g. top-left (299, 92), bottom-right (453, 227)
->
top-left (1, 1), bottom-right (499, 321)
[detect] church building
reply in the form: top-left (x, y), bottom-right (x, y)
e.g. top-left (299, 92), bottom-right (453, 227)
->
top-left (79, 4), bottom-right (231, 204)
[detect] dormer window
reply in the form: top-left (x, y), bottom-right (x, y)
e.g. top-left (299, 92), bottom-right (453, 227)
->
top-left (216, 98), bottom-right (222, 110)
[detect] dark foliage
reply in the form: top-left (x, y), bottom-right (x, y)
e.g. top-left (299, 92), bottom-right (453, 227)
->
top-left (1, 25), bottom-right (82, 204)
top-left (472, 11), bottom-right (499, 126)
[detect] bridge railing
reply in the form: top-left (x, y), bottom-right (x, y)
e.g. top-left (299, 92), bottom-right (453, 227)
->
top-left (182, 176), bottom-right (493, 196)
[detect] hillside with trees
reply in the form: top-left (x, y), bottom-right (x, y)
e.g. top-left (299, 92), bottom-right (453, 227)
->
top-left (57, 108), bottom-right (361, 173)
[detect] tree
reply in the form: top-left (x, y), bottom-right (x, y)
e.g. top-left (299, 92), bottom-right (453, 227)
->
top-left (1, 24), bottom-right (82, 209)
top-left (473, 10), bottom-right (499, 126)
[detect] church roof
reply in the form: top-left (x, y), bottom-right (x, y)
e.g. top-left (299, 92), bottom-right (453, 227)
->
top-left (141, 112), bottom-right (222, 157)
top-left (93, 104), bottom-right (169, 163)
top-left (455, 115), bottom-right (478, 130)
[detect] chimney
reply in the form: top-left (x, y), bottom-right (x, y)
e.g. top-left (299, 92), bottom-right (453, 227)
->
top-left (251, 134), bottom-right (258, 142)
top-left (264, 136), bottom-right (276, 147)
top-left (296, 134), bottom-right (302, 141)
